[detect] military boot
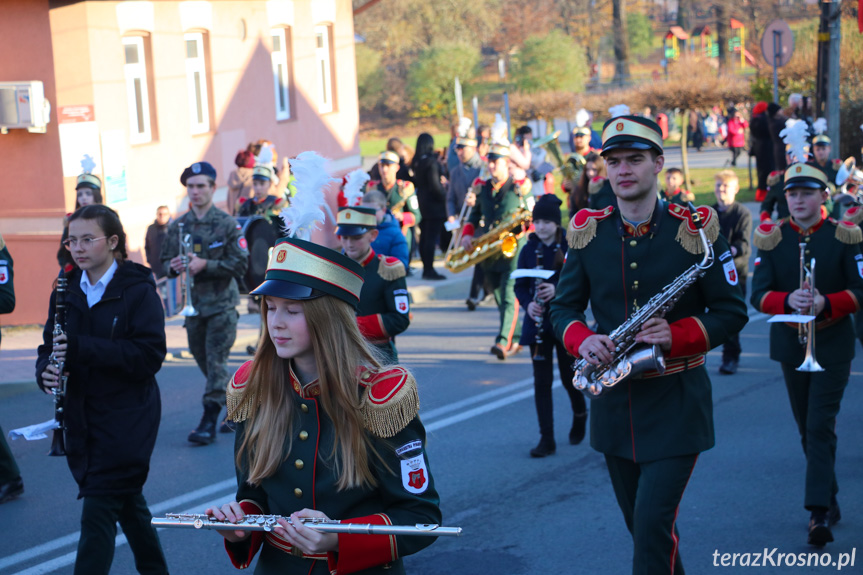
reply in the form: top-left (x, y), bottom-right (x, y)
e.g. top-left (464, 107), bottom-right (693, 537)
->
top-left (188, 402), bottom-right (221, 445)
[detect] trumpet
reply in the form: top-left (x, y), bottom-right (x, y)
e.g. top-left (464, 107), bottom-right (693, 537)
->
top-left (178, 222), bottom-right (199, 317)
top-left (796, 244), bottom-right (825, 373)
top-left (48, 272), bottom-right (68, 457)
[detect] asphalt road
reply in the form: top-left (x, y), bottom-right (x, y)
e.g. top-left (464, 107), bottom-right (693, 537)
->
top-left (1, 297), bottom-right (862, 574)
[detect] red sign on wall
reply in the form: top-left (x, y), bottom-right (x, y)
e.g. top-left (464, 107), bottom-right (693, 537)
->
top-left (58, 105), bottom-right (95, 124)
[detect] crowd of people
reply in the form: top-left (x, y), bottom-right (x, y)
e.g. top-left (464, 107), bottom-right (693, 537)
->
top-left (1, 90), bottom-right (861, 574)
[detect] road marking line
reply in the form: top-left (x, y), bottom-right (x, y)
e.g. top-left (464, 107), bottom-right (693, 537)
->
top-left (420, 376), bottom-right (534, 420)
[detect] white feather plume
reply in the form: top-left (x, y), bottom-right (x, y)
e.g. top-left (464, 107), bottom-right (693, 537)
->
top-left (457, 117), bottom-right (472, 138)
top-left (279, 151), bottom-right (334, 241)
top-left (256, 144), bottom-right (274, 166)
top-left (608, 104), bottom-right (631, 118)
top-left (343, 168), bottom-right (369, 207)
top-left (812, 117), bottom-right (827, 135)
top-left (575, 108), bottom-right (590, 128)
top-left (779, 119), bottom-right (810, 164)
top-left (490, 113), bottom-right (510, 146)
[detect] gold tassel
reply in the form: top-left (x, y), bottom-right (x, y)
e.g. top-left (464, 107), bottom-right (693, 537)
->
top-left (568, 215), bottom-right (597, 250)
top-left (842, 206), bottom-right (863, 226)
top-left (361, 371), bottom-right (420, 438)
top-left (376, 257), bottom-right (406, 281)
top-left (588, 178), bottom-right (605, 196)
top-left (767, 171), bottom-right (782, 187)
top-left (674, 207), bottom-right (719, 255)
top-left (835, 221), bottom-right (863, 245)
top-left (753, 224), bottom-right (782, 251)
top-left (226, 379), bottom-right (254, 423)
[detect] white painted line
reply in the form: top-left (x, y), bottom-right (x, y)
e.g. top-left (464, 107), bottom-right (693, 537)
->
top-left (420, 376), bottom-right (534, 421)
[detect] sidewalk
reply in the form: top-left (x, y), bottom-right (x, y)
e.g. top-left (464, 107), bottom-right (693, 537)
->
top-left (0, 260), bottom-right (472, 386)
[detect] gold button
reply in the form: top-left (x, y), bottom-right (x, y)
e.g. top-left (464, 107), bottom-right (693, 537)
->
top-left (632, 283), bottom-right (639, 291)
top-left (629, 240), bottom-right (637, 247)
top-left (299, 431), bottom-right (309, 441)
top-left (294, 488), bottom-right (303, 498)
top-left (300, 404), bottom-right (308, 413)
top-left (630, 262), bottom-right (638, 270)
top-left (294, 459), bottom-right (304, 470)
top-left (804, 237), bottom-right (811, 243)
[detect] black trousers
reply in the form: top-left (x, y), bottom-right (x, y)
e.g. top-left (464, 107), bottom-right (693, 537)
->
top-left (469, 265), bottom-right (485, 300)
top-left (722, 274), bottom-right (746, 362)
top-left (781, 362), bottom-right (849, 509)
top-left (605, 453), bottom-right (699, 575)
top-left (419, 218), bottom-right (445, 274)
top-left (0, 424), bottom-right (20, 483)
top-left (529, 338), bottom-right (585, 440)
top-left (76, 493), bottom-right (168, 575)
top-left (729, 146), bottom-right (742, 166)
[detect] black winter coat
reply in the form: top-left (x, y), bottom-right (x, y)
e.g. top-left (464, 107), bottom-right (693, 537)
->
top-left (411, 154), bottom-right (448, 220)
top-left (749, 113), bottom-right (775, 187)
top-left (515, 231), bottom-right (567, 345)
top-left (36, 261), bottom-right (166, 498)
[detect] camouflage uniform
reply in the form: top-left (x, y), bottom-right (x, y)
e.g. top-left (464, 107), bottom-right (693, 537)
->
top-left (161, 206), bottom-right (248, 407)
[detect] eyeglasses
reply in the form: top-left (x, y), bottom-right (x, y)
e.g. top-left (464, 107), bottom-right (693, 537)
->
top-left (63, 236), bottom-right (107, 249)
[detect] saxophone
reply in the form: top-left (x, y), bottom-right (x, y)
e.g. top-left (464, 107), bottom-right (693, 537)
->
top-left (443, 208), bottom-right (532, 273)
top-left (573, 207), bottom-right (715, 397)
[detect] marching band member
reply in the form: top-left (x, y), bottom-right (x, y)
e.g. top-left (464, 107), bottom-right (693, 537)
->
top-left (336, 205), bottom-right (411, 364)
top-left (550, 116), bottom-right (748, 574)
top-left (514, 194), bottom-right (587, 458)
top-left (206, 152), bottom-right (441, 573)
top-left (36, 205), bottom-right (169, 575)
top-left (460, 116), bottom-right (532, 360)
top-left (751, 163), bottom-right (863, 547)
top-left (237, 165), bottom-right (285, 218)
top-left (366, 151), bottom-right (420, 262)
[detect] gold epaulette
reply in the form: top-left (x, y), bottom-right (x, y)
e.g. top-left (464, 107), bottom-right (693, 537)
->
top-left (667, 204), bottom-right (720, 255)
top-left (377, 255), bottom-right (406, 281)
top-left (400, 180), bottom-right (415, 194)
top-left (588, 177), bottom-right (606, 196)
top-left (516, 178), bottom-right (532, 197)
top-left (358, 366), bottom-right (419, 438)
top-left (753, 220), bottom-right (783, 251)
top-left (567, 206), bottom-right (615, 250)
top-left (226, 361), bottom-right (256, 423)
top-left (834, 219), bottom-right (863, 245)
top-left (767, 171), bottom-right (782, 187)
top-left (842, 205), bottom-right (863, 225)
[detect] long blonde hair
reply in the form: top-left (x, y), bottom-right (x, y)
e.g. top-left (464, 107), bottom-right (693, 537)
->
top-left (234, 295), bottom-right (382, 490)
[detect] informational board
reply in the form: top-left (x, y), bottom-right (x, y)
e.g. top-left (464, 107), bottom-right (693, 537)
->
top-left (58, 104), bottom-right (101, 178)
top-left (100, 129), bottom-right (128, 204)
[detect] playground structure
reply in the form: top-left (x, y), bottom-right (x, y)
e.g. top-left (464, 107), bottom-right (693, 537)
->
top-left (664, 18), bottom-right (757, 68)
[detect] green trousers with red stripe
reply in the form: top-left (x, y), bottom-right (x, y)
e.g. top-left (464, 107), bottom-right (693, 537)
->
top-left (605, 453), bottom-right (699, 575)
top-left (483, 267), bottom-right (521, 347)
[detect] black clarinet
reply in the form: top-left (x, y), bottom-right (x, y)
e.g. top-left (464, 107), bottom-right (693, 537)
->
top-left (48, 272), bottom-right (68, 457)
top-left (532, 243), bottom-right (546, 362)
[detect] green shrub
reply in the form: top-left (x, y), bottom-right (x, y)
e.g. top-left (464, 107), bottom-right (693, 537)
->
top-left (407, 43), bottom-right (480, 119)
top-left (511, 30), bottom-right (588, 94)
top-left (356, 44), bottom-right (386, 113)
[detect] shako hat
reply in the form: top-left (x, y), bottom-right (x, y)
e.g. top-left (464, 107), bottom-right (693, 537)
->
top-left (252, 165), bottom-right (275, 181)
top-left (573, 126), bottom-right (591, 137)
top-left (180, 161), bottom-right (217, 186)
top-left (76, 173), bottom-right (102, 190)
top-left (601, 115), bottom-right (663, 156)
top-left (378, 151), bottom-right (400, 165)
top-left (784, 163), bottom-right (828, 191)
top-left (813, 135), bottom-right (831, 146)
top-left (250, 237), bottom-right (364, 309)
top-left (336, 206), bottom-right (377, 236)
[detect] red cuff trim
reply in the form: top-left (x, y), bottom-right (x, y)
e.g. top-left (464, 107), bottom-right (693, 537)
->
top-left (668, 317), bottom-right (710, 358)
top-left (358, 314), bottom-right (388, 340)
top-left (760, 212), bottom-right (771, 223)
top-left (760, 291), bottom-right (789, 315)
top-left (825, 290), bottom-right (860, 319)
top-left (328, 514), bottom-right (396, 575)
top-left (462, 223), bottom-right (475, 237)
top-left (563, 320), bottom-right (595, 357)
top-left (402, 213), bottom-right (416, 227)
top-left (225, 500), bottom-right (265, 569)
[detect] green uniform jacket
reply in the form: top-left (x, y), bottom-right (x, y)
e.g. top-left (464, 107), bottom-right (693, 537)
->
top-left (224, 361), bottom-right (441, 575)
top-left (750, 216), bottom-right (863, 366)
top-left (369, 180), bottom-right (421, 228)
top-left (355, 251), bottom-right (411, 363)
top-left (760, 172), bottom-right (788, 221)
top-left (550, 201), bottom-right (749, 462)
top-left (808, 158), bottom-right (841, 189)
top-left (0, 234), bottom-right (15, 348)
top-left (160, 206), bottom-right (249, 317)
top-left (465, 176), bottom-right (530, 273)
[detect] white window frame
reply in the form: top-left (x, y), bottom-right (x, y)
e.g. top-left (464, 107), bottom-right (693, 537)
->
top-left (271, 28), bottom-right (291, 121)
top-left (184, 32), bottom-right (210, 134)
top-left (122, 36), bottom-right (152, 144)
top-left (314, 25), bottom-right (333, 114)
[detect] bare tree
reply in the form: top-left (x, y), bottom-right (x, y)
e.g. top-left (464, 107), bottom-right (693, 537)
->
top-left (612, 0), bottom-right (630, 85)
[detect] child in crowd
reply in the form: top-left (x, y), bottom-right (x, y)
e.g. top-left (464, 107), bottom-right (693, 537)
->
top-left (514, 194), bottom-right (587, 457)
top-left (662, 167), bottom-right (695, 205)
top-left (363, 189), bottom-right (410, 269)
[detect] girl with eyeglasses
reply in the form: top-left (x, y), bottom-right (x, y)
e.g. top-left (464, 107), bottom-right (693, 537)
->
top-left (36, 204), bottom-right (169, 575)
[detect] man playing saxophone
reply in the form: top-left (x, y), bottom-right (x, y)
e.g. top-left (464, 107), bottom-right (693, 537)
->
top-left (751, 164), bottom-right (863, 547)
top-left (550, 116), bottom-right (748, 575)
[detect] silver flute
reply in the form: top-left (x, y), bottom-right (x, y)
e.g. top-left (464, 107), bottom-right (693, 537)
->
top-left (152, 513), bottom-right (461, 537)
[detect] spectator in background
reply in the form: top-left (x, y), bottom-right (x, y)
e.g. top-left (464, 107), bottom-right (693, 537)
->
top-left (768, 102), bottom-right (789, 173)
top-left (749, 101), bottom-right (774, 202)
top-left (411, 133), bottom-right (448, 280)
top-left (567, 152), bottom-right (605, 216)
top-left (144, 206), bottom-right (171, 279)
top-left (477, 125), bottom-right (491, 159)
top-left (227, 150), bottom-right (255, 216)
top-left (703, 111), bottom-right (719, 147)
top-left (363, 189), bottom-right (410, 269)
top-left (725, 107), bottom-right (748, 167)
top-left (688, 109), bottom-right (705, 151)
top-left (0, 232), bottom-right (23, 505)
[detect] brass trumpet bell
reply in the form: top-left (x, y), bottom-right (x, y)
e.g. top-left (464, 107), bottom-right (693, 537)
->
top-left (501, 234), bottom-right (518, 258)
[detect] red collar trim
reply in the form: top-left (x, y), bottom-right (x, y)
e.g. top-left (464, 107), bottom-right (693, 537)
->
top-left (289, 363), bottom-right (320, 398)
top-left (360, 249), bottom-right (377, 267)
top-left (788, 210), bottom-right (827, 235)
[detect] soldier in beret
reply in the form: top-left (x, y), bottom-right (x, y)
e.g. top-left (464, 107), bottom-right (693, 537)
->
top-left (751, 163), bottom-right (863, 547)
top-left (160, 161), bottom-right (249, 445)
top-left (336, 206), bottom-right (410, 364)
top-left (551, 115), bottom-right (748, 574)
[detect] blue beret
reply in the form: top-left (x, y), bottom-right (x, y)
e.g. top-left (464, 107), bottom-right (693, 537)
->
top-left (180, 161), bottom-right (217, 186)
